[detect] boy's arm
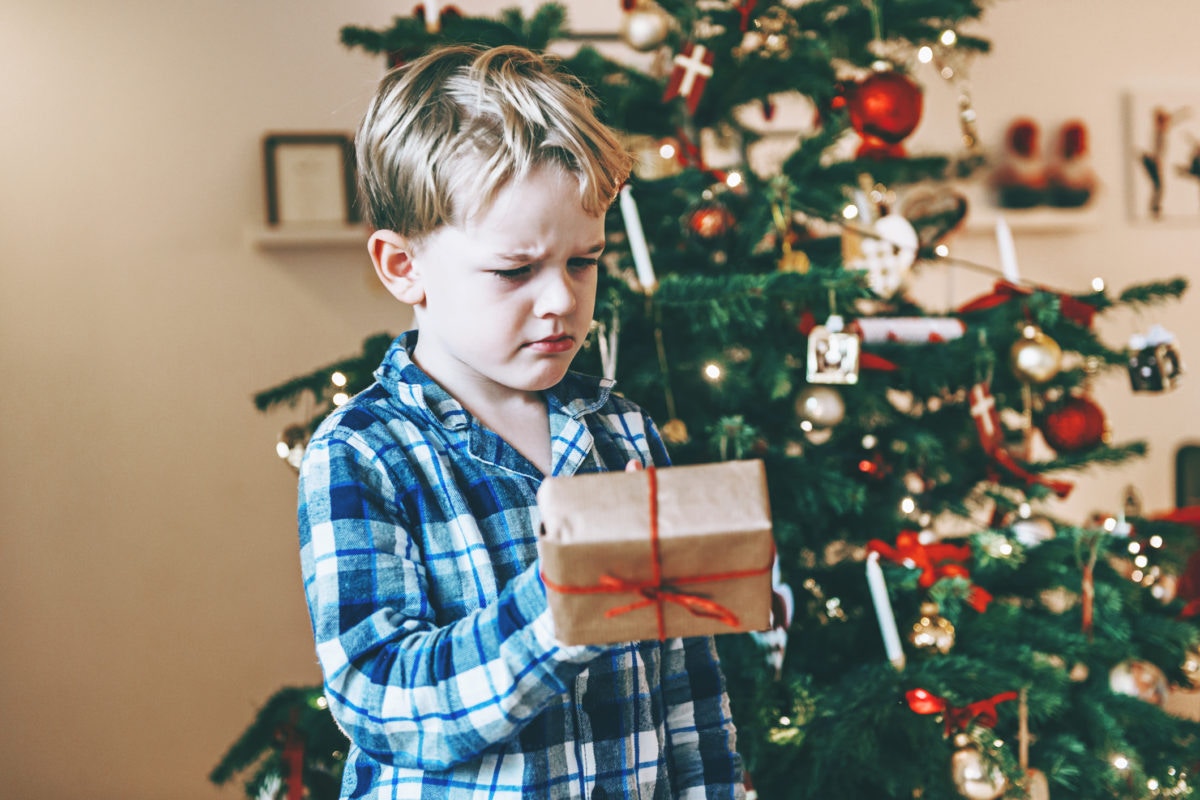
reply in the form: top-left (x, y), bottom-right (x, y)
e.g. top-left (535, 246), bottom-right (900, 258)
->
top-left (641, 415), bottom-right (745, 799)
top-left (298, 432), bottom-right (600, 771)
top-left (662, 636), bottom-right (746, 799)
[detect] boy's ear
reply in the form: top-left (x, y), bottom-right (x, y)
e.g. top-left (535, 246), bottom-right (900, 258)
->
top-left (368, 229), bottom-right (425, 305)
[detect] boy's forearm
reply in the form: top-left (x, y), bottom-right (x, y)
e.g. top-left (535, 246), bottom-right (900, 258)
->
top-left (314, 562), bottom-right (602, 770)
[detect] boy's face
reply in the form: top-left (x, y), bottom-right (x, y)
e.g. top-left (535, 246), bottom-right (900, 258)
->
top-left (393, 163), bottom-right (606, 401)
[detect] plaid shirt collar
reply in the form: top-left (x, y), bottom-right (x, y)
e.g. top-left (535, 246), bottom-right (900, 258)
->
top-left (375, 331), bottom-right (616, 477)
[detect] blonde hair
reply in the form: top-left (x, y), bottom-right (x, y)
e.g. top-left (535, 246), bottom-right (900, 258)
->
top-left (356, 44), bottom-right (632, 237)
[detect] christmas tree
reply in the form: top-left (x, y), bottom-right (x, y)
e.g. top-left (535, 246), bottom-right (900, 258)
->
top-left (219, 3), bottom-right (1200, 799)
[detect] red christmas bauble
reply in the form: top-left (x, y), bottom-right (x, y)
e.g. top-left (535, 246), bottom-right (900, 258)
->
top-left (846, 69), bottom-right (924, 158)
top-left (1040, 395), bottom-right (1107, 453)
top-left (688, 203), bottom-right (736, 239)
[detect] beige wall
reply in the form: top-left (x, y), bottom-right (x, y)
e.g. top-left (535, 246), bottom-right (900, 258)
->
top-left (1, 2), bottom-right (1197, 798)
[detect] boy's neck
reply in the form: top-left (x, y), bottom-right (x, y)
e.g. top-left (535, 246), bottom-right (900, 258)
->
top-left (411, 350), bottom-right (553, 475)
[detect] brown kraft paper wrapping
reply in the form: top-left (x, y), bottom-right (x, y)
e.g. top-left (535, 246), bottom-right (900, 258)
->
top-left (536, 460), bottom-right (775, 646)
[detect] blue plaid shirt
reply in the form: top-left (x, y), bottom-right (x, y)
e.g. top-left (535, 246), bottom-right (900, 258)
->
top-left (298, 332), bottom-right (744, 799)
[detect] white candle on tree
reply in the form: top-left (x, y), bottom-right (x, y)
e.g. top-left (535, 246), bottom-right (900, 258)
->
top-left (618, 183), bottom-right (658, 293)
top-left (866, 551), bottom-right (906, 670)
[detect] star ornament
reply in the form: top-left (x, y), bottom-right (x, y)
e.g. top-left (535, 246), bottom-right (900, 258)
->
top-left (663, 42), bottom-right (715, 114)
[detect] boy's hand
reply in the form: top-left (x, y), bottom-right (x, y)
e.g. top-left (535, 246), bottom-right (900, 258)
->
top-left (625, 459), bottom-right (644, 472)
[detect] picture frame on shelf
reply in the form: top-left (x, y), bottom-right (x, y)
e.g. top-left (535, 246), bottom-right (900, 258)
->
top-left (263, 132), bottom-right (360, 227)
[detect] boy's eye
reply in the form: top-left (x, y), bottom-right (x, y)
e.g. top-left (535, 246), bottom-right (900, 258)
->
top-left (492, 265), bottom-right (532, 280)
top-left (568, 258), bottom-right (599, 270)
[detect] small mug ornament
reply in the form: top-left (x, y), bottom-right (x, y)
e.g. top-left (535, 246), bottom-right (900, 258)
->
top-left (1127, 324), bottom-right (1183, 392)
top-left (806, 314), bottom-right (861, 385)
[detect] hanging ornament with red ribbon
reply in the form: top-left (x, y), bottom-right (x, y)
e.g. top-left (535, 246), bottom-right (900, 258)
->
top-left (663, 42), bottom-right (715, 114)
top-left (968, 379), bottom-right (1074, 498)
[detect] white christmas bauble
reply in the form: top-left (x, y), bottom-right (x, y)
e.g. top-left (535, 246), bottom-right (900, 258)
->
top-left (620, 1), bottom-right (672, 51)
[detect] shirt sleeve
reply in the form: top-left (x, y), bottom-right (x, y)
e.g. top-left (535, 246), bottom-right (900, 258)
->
top-left (297, 430), bottom-right (603, 771)
top-left (643, 414), bottom-right (746, 798)
top-left (662, 636), bottom-right (746, 799)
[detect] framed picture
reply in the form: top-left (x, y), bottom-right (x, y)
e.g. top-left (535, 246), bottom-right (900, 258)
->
top-left (263, 133), bottom-right (360, 226)
top-left (1124, 86), bottom-right (1200, 223)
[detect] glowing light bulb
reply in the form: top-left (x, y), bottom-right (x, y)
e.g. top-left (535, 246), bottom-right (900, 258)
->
top-left (1128, 541), bottom-right (1141, 554)
top-left (940, 29), bottom-right (958, 46)
top-left (659, 142), bottom-right (676, 160)
top-left (1150, 535), bottom-right (1164, 548)
top-left (917, 45), bottom-right (933, 63)
top-left (704, 362), bottom-right (723, 381)
top-left (333, 391), bottom-right (350, 406)
top-left (862, 434), bottom-right (878, 449)
top-left (331, 371), bottom-right (348, 387)
top-left (1092, 277), bottom-right (1106, 292)
top-left (842, 204), bottom-right (859, 220)
top-left (935, 244), bottom-right (949, 257)
top-left (275, 441), bottom-right (290, 459)
top-left (1018, 502), bottom-right (1032, 519)
top-left (1113, 755), bottom-right (1130, 771)
top-left (726, 171), bottom-right (743, 188)
top-left (1134, 555), bottom-right (1149, 568)
top-left (900, 496), bottom-right (917, 514)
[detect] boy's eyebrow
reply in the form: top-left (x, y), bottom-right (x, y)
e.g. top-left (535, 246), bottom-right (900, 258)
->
top-left (496, 242), bottom-right (606, 262)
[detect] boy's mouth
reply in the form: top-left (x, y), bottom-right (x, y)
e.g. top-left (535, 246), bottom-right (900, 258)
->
top-left (527, 334), bottom-right (574, 353)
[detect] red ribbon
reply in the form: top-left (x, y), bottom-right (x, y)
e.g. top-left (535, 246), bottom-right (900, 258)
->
top-left (868, 534), bottom-right (992, 611)
top-left (990, 447), bottom-right (1074, 499)
top-left (734, 0), bottom-right (758, 31)
top-left (907, 688), bottom-right (1019, 735)
top-left (673, 127), bottom-right (729, 183)
top-left (868, 532), bottom-right (972, 589)
top-left (957, 280), bottom-right (1097, 329)
top-left (1081, 560), bottom-right (1095, 639)
top-left (541, 466), bottom-right (772, 640)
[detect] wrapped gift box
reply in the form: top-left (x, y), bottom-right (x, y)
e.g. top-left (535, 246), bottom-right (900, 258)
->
top-left (537, 460), bottom-right (774, 646)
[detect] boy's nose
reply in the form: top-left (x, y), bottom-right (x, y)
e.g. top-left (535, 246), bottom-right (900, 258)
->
top-left (534, 266), bottom-right (578, 316)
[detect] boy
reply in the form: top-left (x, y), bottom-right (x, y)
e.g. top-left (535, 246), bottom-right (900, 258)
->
top-left (298, 45), bottom-right (745, 799)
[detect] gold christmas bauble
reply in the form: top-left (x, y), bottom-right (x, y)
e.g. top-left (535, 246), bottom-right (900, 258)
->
top-left (660, 418), bottom-right (690, 445)
top-left (1183, 644), bottom-right (1200, 690)
top-left (950, 733), bottom-right (1008, 800)
top-left (1010, 325), bottom-right (1062, 384)
top-left (795, 385), bottom-right (845, 428)
top-left (1025, 768), bottom-right (1050, 800)
top-left (619, 1), bottom-right (672, 51)
top-left (276, 423), bottom-right (309, 472)
top-left (1109, 659), bottom-right (1168, 705)
top-left (909, 601), bottom-right (956, 653)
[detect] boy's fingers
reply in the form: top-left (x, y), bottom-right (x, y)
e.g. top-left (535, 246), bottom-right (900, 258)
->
top-left (625, 459), bottom-right (644, 472)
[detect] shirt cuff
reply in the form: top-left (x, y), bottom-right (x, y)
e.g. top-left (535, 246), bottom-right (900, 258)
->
top-left (511, 564), bottom-right (605, 663)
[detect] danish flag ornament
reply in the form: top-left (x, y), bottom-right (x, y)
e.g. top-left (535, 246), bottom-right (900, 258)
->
top-left (663, 42), bottom-right (715, 114)
top-left (969, 381), bottom-right (1002, 452)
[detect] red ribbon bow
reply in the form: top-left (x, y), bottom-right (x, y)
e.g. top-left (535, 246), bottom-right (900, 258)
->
top-left (867, 532), bottom-right (972, 589)
top-left (906, 687), bottom-right (1019, 735)
top-left (541, 466), bottom-right (772, 640)
top-left (868, 533), bottom-right (992, 611)
top-left (957, 279), bottom-right (1097, 329)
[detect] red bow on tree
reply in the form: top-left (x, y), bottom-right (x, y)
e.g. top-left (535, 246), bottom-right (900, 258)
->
top-left (867, 532), bottom-right (971, 588)
top-left (958, 279), bottom-right (1097, 329)
top-left (868, 533), bottom-right (991, 611)
top-left (906, 687), bottom-right (1019, 735)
